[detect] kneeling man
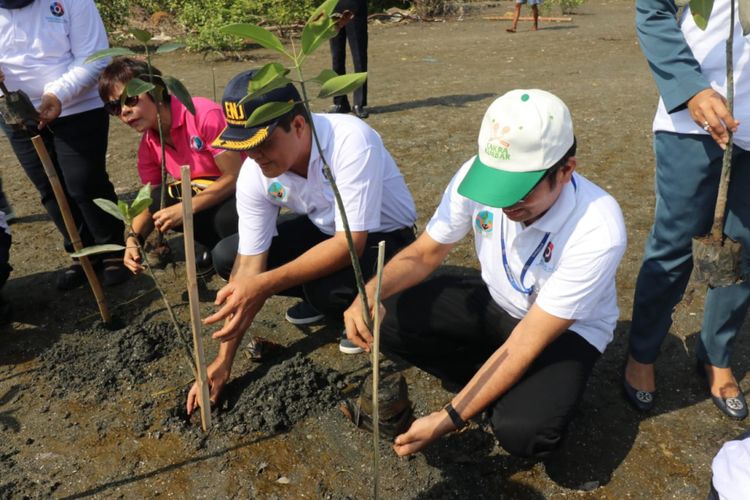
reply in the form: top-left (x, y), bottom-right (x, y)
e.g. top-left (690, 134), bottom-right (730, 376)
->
top-left (344, 89), bottom-right (627, 458)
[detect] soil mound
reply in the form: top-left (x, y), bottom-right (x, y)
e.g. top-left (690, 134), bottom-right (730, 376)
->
top-left (40, 321), bottom-right (180, 403)
top-left (165, 353), bottom-right (343, 437)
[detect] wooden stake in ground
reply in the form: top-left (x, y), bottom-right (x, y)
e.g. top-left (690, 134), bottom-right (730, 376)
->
top-left (180, 166), bottom-right (211, 431)
top-left (30, 135), bottom-right (111, 324)
top-left (484, 14), bottom-right (572, 22)
top-left (371, 240), bottom-right (386, 500)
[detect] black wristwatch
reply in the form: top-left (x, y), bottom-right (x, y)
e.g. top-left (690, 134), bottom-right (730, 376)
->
top-left (444, 403), bottom-right (467, 430)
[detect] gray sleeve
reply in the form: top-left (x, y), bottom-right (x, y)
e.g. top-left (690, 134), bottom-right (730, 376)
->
top-left (635, 0), bottom-right (711, 113)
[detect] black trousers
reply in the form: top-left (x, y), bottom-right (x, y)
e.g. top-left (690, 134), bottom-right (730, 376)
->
top-left (152, 184), bottom-right (238, 251)
top-left (380, 266), bottom-right (601, 458)
top-left (0, 108), bottom-right (124, 253)
top-left (330, 0), bottom-right (368, 108)
top-left (212, 214), bottom-right (415, 317)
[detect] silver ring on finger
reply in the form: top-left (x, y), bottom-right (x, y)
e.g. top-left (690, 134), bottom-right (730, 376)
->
top-left (702, 121), bottom-right (711, 131)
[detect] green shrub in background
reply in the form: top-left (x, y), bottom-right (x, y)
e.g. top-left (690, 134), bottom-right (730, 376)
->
top-left (541, 0), bottom-right (587, 15)
top-left (95, 0), bottom-right (499, 52)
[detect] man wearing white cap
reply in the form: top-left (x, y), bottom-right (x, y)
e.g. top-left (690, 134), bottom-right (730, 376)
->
top-left (344, 89), bottom-right (627, 458)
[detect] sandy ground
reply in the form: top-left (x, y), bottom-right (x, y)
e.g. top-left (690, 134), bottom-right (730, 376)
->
top-left (2, 0), bottom-right (749, 498)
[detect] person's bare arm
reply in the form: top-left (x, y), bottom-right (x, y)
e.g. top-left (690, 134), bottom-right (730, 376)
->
top-left (153, 150), bottom-right (243, 231)
top-left (343, 232), bottom-right (454, 351)
top-left (393, 304), bottom-right (575, 456)
top-left (186, 252), bottom-right (267, 414)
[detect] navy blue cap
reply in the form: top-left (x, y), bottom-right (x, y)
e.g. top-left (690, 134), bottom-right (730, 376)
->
top-left (212, 69), bottom-right (301, 150)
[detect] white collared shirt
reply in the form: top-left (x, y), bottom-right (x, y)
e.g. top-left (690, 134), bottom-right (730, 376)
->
top-left (236, 113), bottom-right (417, 256)
top-left (653, 0), bottom-right (750, 149)
top-left (426, 160), bottom-right (627, 352)
top-left (0, 0), bottom-right (109, 117)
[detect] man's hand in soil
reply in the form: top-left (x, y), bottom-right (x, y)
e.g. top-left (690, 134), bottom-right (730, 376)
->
top-left (343, 296), bottom-right (385, 353)
top-left (688, 88), bottom-right (739, 149)
top-left (205, 273), bottom-right (269, 342)
top-left (152, 204), bottom-right (183, 233)
top-left (38, 93), bottom-right (61, 129)
top-left (393, 409), bottom-right (455, 457)
top-left (186, 357), bottom-right (230, 415)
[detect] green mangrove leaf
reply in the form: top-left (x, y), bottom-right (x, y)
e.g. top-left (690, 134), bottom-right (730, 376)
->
top-left (690, 0), bottom-right (714, 30)
top-left (310, 69), bottom-right (338, 85)
top-left (125, 78), bottom-right (155, 98)
top-left (162, 75), bottom-right (195, 115)
top-left (245, 101), bottom-right (295, 128)
top-left (129, 28), bottom-right (153, 44)
top-left (118, 200), bottom-right (131, 221)
top-left (155, 42), bottom-right (185, 54)
top-left (301, 0), bottom-right (340, 56)
top-left (134, 183), bottom-right (153, 201)
top-left (94, 198), bottom-right (126, 222)
top-left (318, 72), bottom-right (368, 98)
top-left (130, 198), bottom-right (152, 218)
top-left (85, 47), bottom-right (135, 64)
top-left (219, 24), bottom-right (288, 57)
top-left (238, 64), bottom-right (293, 104)
top-left (740, 0), bottom-right (750, 35)
top-left (71, 244), bottom-right (127, 258)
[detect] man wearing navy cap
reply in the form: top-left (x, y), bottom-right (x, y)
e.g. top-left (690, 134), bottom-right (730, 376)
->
top-left (344, 89), bottom-right (627, 458)
top-left (187, 70), bottom-right (416, 414)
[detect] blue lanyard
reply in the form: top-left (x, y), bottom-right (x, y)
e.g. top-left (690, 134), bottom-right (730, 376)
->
top-left (501, 219), bottom-right (550, 295)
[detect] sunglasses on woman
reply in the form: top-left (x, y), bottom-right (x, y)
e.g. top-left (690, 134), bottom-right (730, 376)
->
top-left (103, 94), bottom-right (140, 116)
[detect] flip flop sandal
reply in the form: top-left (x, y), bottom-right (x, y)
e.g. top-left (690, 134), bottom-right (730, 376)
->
top-left (243, 336), bottom-right (284, 362)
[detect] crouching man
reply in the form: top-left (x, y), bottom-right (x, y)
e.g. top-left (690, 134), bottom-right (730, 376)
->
top-left (186, 70), bottom-right (417, 414)
top-left (344, 89), bottom-right (627, 458)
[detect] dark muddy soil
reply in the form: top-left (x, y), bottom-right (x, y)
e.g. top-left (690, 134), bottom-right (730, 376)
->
top-left (2, 1), bottom-right (750, 498)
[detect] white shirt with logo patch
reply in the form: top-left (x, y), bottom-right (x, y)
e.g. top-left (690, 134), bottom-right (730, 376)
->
top-left (426, 159), bottom-right (627, 352)
top-left (0, 0), bottom-right (109, 117)
top-left (236, 113), bottom-right (417, 256)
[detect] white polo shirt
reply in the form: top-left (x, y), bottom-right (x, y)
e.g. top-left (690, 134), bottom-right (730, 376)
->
top-left (652, 0), bottom-right (750, 150)
top-left (0, 0), bottom-right (109, 117)
top-left (426, 160), bottom-right (627, 352)
top-left (236, 113), bottom-right (417, 256)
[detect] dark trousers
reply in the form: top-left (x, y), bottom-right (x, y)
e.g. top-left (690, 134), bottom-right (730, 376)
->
top-left (0, 228), bottom-right (10, 289)
top-left (331, 0), bottom-right (368, 108)
top-left (153, 184), bottom-right (238, 251)
top-left (212, 214), bottom-right (415, 317)
top-left (629, 133), bottom-right (750, 367)
top-left (0, 108), bottom-right (124, 253)
top-left (380, 266), bottom-right (600, 458)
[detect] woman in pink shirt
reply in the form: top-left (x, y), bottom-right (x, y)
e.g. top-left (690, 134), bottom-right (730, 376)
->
top-left (98, 57), bottom-right (242, 275)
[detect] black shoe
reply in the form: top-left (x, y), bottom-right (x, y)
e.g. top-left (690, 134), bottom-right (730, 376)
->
top-left (195, 248), bottom-right (214, 279)
top-left (101, 258), bottom-right (130, 287)
top-left (284, 301), bottom-right (325, 325)
top-left (711, 392), bottom-right (749, 420)
top-left (328, 103), bottom-right (351, 114)
top-left (622, 377), bottom-right (655, 412)
top-left (353, 105), bottom-right (369, 119)
top-left (56, 261), bottom-right (87, 290)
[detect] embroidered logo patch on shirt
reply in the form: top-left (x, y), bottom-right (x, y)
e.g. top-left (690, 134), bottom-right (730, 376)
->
top-left (475, 211), bottom-right (494, 235)
top-left (190, 136), bottom-right (205, 151)
top-left (543, 241), bottom-right (554, 262)
top-left (49, 1), bottom-right (64, 16)
top-left (267, 181), bottom-right (289, 202)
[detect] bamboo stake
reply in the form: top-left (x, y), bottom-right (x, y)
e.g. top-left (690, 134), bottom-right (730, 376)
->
top-left (180, 166), bottom-right (211, 431)
top-left (484, 15), bottom-right (572, 22)
top-left (371, 241), bottom-right (385, 500)
top-left (31, 135), bottom-right (111, 324)
top-left (711, 0), bottom-right (735, 242)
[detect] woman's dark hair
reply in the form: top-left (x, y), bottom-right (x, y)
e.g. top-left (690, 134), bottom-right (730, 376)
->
top-left (98, 56), bottom-right (171, 103)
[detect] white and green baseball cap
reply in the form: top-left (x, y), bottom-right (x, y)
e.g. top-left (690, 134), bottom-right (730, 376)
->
top-left (457, 89), bottom-right (574, 208)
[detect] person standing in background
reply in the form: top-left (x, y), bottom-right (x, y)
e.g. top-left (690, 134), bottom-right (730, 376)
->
top-left (329, 0), bottom-right (369, 118)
